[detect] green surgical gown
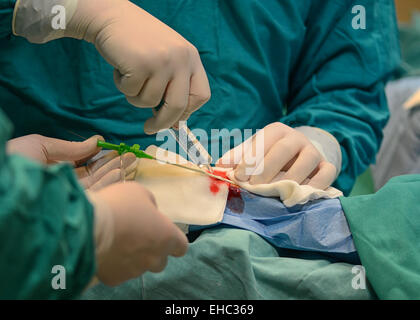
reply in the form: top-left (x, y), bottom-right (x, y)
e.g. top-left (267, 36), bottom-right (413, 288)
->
top-left (341, 175), bottom-right (420, 299)
top-left (83, 227), bottom-right (377, 300)
top-left (0, 0), bottom-right (400, 195)
top-left (0, 109), bottom-right (95, 299)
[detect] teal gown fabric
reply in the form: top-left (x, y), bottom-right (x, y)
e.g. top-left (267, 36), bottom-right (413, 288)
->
top-left (0, 109), bottom-right (96, 299)
top-left (0, 0), bottom-right (400, 195)
top-left (341, 175), bottom-right (420, 299)
top-left (83, 227), bottom-right (376, 300)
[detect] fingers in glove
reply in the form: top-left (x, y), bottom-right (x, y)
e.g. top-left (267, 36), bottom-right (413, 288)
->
top-left (124, 158), bottom-right (139, 176)
top-left (125, 170), bottom-right (137, 181)
top-left (77, 153), bottom-right (136, 189)
top-left (168, 227), bottom-right (189, 258)
top-left (216, 135), bottom-right (254, 169)
top-left (147, 256), bottom-right (169, 273)
top-left (89, 169), bottom-right (123, 191)
top-left (126, 73), bottom-right (170, 108)
top-left (113, 68), bottom-right (149, 98)
top-left (218, 128), bottom-right (267, 174)
top-left (281, 146), bottom-right (322, 184)
top-left (144, 73), bottom-right (189, 134)
top-left (77, 151), bottom-right (119, 180)
top-left (42, 135), bottom-right (104, 163)
top-left (242, 136), bottom-right (303, 184)
top-left (307, 161), bottom-right (337, 190)
top-left (176, 62), bottom-right (211, 122)
top-left (76, 151), bottom-right (118, 181)
top-left (91, 152), bottom-right (136, 183)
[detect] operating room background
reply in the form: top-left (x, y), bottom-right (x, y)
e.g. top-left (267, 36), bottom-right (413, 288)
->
top-left (350, 0), bottom-right (420, 196)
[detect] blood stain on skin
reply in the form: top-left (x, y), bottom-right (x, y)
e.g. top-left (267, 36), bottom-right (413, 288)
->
top-left (208, 170), bottom-right (244, 214)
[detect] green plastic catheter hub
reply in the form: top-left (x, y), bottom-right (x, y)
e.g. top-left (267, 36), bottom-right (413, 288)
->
top-left (97, 140), bottom-right (155, 160)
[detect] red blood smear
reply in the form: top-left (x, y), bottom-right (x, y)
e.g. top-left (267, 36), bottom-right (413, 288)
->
top-left (208, 170), bottom-right (229, 194)
top-left (208, 170), bottom-right (244, 213)
top-left (210, 183), bottom-right (220, 194)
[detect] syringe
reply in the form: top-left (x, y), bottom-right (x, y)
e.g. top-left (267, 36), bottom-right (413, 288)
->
top-left (169, 121), bottom-right (213, 173)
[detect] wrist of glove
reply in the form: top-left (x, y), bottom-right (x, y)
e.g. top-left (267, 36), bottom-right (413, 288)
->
top-left (12, 0), bottom-right (120, 43)
top-left (86, 190), bottom-right (115, 261)
top-left (14, 0), bottom-right (139, 44)
top-left (13, 0), bottom-right (79, 43)
top-left (84, 189), bottom-right (114, 289)
top-left (294, 126), bottom-right (342, 179)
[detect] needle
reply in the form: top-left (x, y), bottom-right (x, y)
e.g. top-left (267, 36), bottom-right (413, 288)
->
top-left (151, 156), bottom-right (234, 185)
top-left (120, 155), bottom-right (125, 183)
top-left (66, 130), bottom-right (88, 140)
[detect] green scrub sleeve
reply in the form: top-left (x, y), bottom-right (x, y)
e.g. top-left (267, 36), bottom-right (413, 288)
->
top-left (281, 0), bottom-right (401, 195)
top-left (0, 0), bottom-right (15, 38)
top-left (0, 109), bottom-right (96, 299)
top-left (340, 175), bottom-right (420, 299)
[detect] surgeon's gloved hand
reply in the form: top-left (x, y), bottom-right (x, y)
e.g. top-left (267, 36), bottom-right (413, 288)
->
top-left (13, 0), bottom-right (211, 134)
top-left (76, 150), bottom-right (137, 191)
top-left (6, 134), bottom-right (136, 190)
top-left (87, 182), bottom-right (188, 286)
top-left (216, 122), bottom-right (342, 190)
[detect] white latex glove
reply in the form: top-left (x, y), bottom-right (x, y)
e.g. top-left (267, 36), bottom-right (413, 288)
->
top-left (6, 134), bottom-right (136, 190)
top-left (216, 122), bottom-right (341, 190)
top-left (75, 150), bottom-right (137, 191)
top-left (13, 0), bottom-right (211, 134)
top-left (88, 182), bottom-right (188, 286)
